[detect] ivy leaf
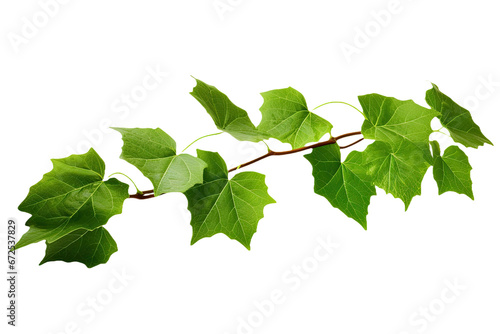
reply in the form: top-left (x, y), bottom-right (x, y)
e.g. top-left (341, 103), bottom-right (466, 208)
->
top-left (258, 87), bottom-right (333, 149)
top-left (16, 148), bottom-right (129, 249)
top-left (113, 127), bottom-right (207, 196)
top-left (362, 141), bottom-right (430, 210)
top-left (360, 94), bottom-right (438, 161)
top-left (305, 144), bottom-right (376, 229)
top-left (190, 78), bottom-right (269, 142)
top-left (184, 150), bottom-right (275, 249)
top-left (40, 227), bottom-right (118, 268)
top-left (425, 83), bottom-right (492, 148)
top-left (430, 141), bottom-right (474, 199)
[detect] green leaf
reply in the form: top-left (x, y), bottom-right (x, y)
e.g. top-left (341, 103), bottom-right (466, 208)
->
top-left (258, 87), bottom-right (333, 149)
top-left (305, 144), bottom-right (376, 229)
top-left (430, 141), bottom-right (474, 199)
top-left (184, 150), bottom-right (275, 249)
top-left (40, 227), bottom-right (118, 268)
top-left (113, 127), bottom-right (207, 196)
top-left (17, 148), bottom-right (129, 249)
top-left (362, 141), bottom-right (430, 210)
top-left (360, 93), bottom-right (438, 161)
top-left (190, 78), bottom-right (269, 142)
top-left (426, 83), bottom-right (492, 148)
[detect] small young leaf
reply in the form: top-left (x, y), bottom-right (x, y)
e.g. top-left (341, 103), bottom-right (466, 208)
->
top-left (16, 148), bottom-right (129, 249)
top-left (258, 87), bottom-right (333, 149)
top-left (426, 83), bottom-right (492, 148)
top-left (305, 144), bottom-right (376, 229)
top-left (184, 150), bottom-right (275, 249)
top-left (430, 141), bottom-right (474, 199)
top-left (113, 127), bottom-right (207, 196)
top-left (40, 227), bottom-right (118, 268)
top-left (190, 78), bottom-right (269, 142)
top-left (362, 140), bottom-right (430, 210)
top-left (360, 93), bottom-right (438, 162)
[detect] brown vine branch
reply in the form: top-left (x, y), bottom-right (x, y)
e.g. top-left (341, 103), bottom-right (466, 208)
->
top-left (129, 190), bottom-right (154, 200)
top-left (227, 131), bottom-right (362, 173)
top-left (129, 131), bottom-right (363, 200)
top-left (338, 138), bottom-right (365, 149)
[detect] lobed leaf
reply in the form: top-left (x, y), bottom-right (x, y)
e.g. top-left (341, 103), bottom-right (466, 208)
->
top-left (362, 140), bottom-right (430, 210)
top-left (257, 87), bottom-right (333, 149)
top-left (305, 144), bottom-right (376, 229)
top-left (360, 93), bottom-right (438, 162)
top-left (184, 150), bottom-right (275, 249)
top-left (113, 127), bottom-right (207, 196)
top-left (40, 227), bottom-right (118, 268)
top-left (16, 148), bottom-right (129, 268)
top-left (430, 141), bottom-right (474, 199)
top-left (426, 83), bottom-right (492, 148)
top-left (190, 78), bottom-right (269, 142)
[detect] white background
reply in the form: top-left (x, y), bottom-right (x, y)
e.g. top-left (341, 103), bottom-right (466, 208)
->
top-left (1, 1), bottom-right (499, 333)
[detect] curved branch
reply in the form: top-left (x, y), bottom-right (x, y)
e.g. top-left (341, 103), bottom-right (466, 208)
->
top-left (227, 131), bottom-right (362, 172)
top-left (129, 193), bottom-right (156, 200)
top-left (129, 189), bottom-right (154, 200)
top-left (129, 131), bottom-right (363, 199)
top-left (338, 138), bottom-right (365, 149)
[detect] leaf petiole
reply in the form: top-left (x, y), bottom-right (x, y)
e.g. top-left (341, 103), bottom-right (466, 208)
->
top-left (261, 140), bottom-right (271, 152)
top-left (109, 172), bottom-right (143, 195)
top-left (313, 101), bottom-right (367, 119)
top-left (182, 132), bottom-right (223, 152)
top-left (433, 129), bottom-right (451, 138)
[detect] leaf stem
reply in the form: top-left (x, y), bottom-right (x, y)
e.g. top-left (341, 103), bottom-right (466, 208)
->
top-left (182, 132), bottom-right (223, 152)
top-left (313, 101), bottom-right (366, 119)
top-left (433, 129), bottom-right (451, 138)
top-left (109, 172), bottom-right (143, 195)
top-left (261, 140), bottom-right (271, 152)
top-left (129, 131), bottom-right (364, 200)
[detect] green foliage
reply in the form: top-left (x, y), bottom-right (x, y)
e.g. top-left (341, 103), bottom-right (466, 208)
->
top-left (16, 80), bottom-right (491, 267)
top-left (16, 148), bottom-right (129, 267)
top-left (430, 141), bottom-right (474, 199)
top-left (362, 140), bottom-right (430, 210)
top-left (113, 127), bottom-right (207, 195)
top-left (40, 227), bottom-right (118, 268)
top-left (360, 93), bottom-right (438, 162)
top-left (305, 144), bottom-right (375, 229)
top-left (426, 83), bottom-right (492, 148)
top-left (184, 150), bottom-right (275, 249)
top-left (258, 87), bottom-right (333, 149)
top-left (190, 78), bottom-right (268, 142)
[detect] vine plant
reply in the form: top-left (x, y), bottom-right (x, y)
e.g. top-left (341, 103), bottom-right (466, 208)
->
top-left (15, 78), bottom-right (492, 268)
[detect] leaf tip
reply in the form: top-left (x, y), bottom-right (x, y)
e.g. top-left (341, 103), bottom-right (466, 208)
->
top-left (190, 234), bottom-right (199, 247)
top-left (110, 127), bottom-right (125, 135)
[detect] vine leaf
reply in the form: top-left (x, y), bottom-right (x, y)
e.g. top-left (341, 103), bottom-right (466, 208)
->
top-left (430, 141), bottom-right (474, 199)
top-left (426, 84), bottom-right (492, 148)
top-left (362, 141), bottom-right (430, 210)
top-left (305, 144), bottom-right (376, 229)
top-left (257, 87), bottom-right (333, 149)
top-left (360, 94), bottom-right (438, 162)
top-left (184, 150), bottom-right (275, 249)
top-left (190, 78), bottom-right (269, 142)
top-left (113, 127), bottom-right (207, 196)
top-left (16, 148), bottom-right (129, 250)
top-left (40, 227), bottom-right (118, 268)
